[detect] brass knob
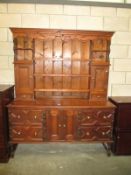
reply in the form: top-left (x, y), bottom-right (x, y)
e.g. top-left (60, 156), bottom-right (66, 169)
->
top-left (34, 115), bottom-right (37, 119)
top-left (87, 116), bottom-right (90, 119)
top-left (103, 116), bottom-right (107, 119)
top-left (102, 132), bottom-right (105, 135)
top-left (63, 124), bottom-right (66, 128)
top-left (17, 131), bottom-right (21, 135)
top-left (86, 132), bottom-right (90, 136)
top-left (17, 115), bottom-right (21, 119)
top-left (58, 124), bottom-right (62, 127)
top-left (97, 96), bottom-right (100, 98)
top-left (34, 132), bottom-right (37, 136)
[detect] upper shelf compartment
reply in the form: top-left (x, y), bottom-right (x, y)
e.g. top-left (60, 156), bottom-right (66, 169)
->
top-left (14, 36), bottom-right (34, 50)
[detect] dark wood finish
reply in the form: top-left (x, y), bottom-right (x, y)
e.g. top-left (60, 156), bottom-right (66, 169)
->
top-left (109, 97), bottom-right (131, 155)
top-left (7, 28), bottom-right (115, 154)
top-left (0, 85), bottom-right (16, 163)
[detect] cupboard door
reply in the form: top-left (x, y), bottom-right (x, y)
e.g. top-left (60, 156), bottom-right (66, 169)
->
top-left (90, 65), bottom-right (109, 100)
top-left (15, 64), bottom-right (34, 99)
top-left (47, 109), bottom-right (61, 141)
top-left (47, 109), bottom-right (74, 141)
top-left (114, 132), bottom-right (131, 155)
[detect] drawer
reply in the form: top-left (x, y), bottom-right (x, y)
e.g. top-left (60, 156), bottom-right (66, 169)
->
top-left (113, 132), bottom-right (131, 155)
top-left (16, 94), bottom-right (33, 100)
top-left (9, 126), bottom-right (43, 143)
top-left (90, 93), bottom-right (106, 101)
top-left (76, 126), bottom-right (112, 141)
top-left (76, 109), bottom-right (114, 126)
top-left (96, 109), bottom-right (114, 125)
top-left (9, 109), bottom-right (44, 125)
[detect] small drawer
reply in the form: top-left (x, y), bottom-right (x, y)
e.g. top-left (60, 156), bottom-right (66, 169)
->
top-left (90, 93), bottom-right (107, 101)
top-left (9, 109), bottom-right (44, 125)
top-left (76, 110), bottom-right (95, 126)
top-left (16, 94), bottom-right (33, 100)
top-left (9, 126), bottom-right (43, 143)
top-left (96, 109), bottom-right (114, 125)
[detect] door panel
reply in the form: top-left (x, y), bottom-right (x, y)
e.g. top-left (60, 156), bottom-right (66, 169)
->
top-left (15, 64), bottom-right (33, 99)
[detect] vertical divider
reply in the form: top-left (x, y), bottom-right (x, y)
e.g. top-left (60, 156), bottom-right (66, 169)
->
top-left (33, 38), bottom-right (35, 100)
top-left (43, 40), bottom-right (45, 97)
top-left (71, 39), bottom-right (73, 97)
top-left (52, 38), bottom-right (55, 96)
top-left (89, 40), bottom-right (92, 100)
top-left (62, 38), bottom-right (64, 97)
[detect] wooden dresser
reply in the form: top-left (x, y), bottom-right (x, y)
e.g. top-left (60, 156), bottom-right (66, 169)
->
top-left (7, 28), bottom-right (115, 154)
top-left (109, 97), bottom-right (131, 155)
top-left (0, 85), bottom-right (15, 162)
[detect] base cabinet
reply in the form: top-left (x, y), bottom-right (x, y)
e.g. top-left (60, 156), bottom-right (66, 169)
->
top-left (8, 101), bottom-right (115, 146)
top-left (109, 97), bottom-right (131, 155)
top-left (0, 85), bottom-right (16, 163)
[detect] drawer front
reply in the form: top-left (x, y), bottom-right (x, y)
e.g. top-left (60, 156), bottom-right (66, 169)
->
top-left (10, 126), bottom-right (43, 142)
top-left (76, 126), bottom-right (112, 141)
top-left (114, 132), bottom-right (131, 155)
top-left (90, 93), bottom-right (107, 101)
top-left (76, 109), bottom-right (114, 126)
top-left (9, 109), bottom-right (44, 125)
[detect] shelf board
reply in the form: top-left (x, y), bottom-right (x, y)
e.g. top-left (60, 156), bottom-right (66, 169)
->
top-left (34, 89), bottom-right (90, 92)
top-left (34, 57), bottom-right (90, 62)
top-left (14, 60), bottom-right (33, 64)
top-left (14, 48), bottom-right (33, 51)
top-left (91, 50), bottom-right (109, 52)
top-left (34, 74), bottom-right (91, 77)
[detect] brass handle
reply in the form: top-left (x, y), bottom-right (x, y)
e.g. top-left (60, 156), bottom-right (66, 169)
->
top-left (102, 132), bottom-right (105, 135)
top-left (34, 132), bottom-right (37, 136)
top-left (58, 124), bottom-right (62, 127)
top-left (97, 96), bottom-right (100, 98)
top-left (86, 132), bottom-right (90, 136)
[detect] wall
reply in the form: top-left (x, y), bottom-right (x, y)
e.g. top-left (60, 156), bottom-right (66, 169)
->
top-left (0, 3), bottom-right (131, 96)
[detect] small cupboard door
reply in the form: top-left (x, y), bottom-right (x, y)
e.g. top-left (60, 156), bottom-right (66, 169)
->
top-left (15, 63), bottom-right (34, 99)
top-left (47, 109), bottom-right (74, 141)
top-left (90, 65), bottom-right (109, 101)
top-left (47, 109), bottom-right (64, 141)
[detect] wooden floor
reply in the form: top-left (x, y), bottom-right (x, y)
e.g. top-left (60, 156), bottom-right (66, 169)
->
top-left (0, 143), bottom-right (131, 175)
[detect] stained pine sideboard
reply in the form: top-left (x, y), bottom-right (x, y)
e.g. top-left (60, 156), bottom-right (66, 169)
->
top-left (7, 28), bottom-right (115, 156)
